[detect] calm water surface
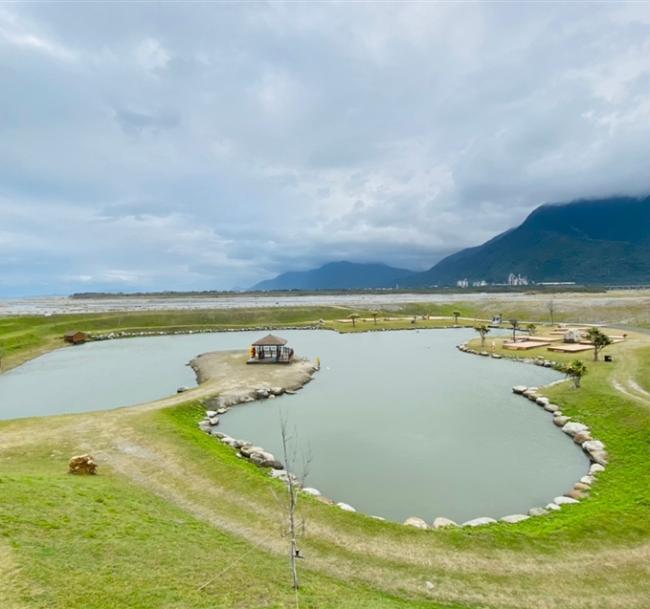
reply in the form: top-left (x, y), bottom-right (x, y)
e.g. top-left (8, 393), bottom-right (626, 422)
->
top-left (0, 329), bottom-right (588, 523)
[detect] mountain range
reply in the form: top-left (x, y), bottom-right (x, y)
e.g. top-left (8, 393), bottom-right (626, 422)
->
top-left (252, 196), bottom-right (650, 290)
top-left (252, 261), bottom-right (413, 291)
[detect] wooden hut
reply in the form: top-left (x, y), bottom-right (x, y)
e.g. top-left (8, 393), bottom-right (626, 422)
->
top-left (248, 334), bottom-right (294, 364)
top-left (64, 330), bottom-right (88, 345)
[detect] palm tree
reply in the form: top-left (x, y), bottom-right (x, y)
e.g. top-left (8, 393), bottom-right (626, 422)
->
top-left (370, 311), bottom-right (379, 325)
top-left (474, 324), bottom-right (490, 348)
top-left (563, 360), bottom-right (588, 388)
top-left (586, 327), bottom-right (613, 361)
top-left (452, 310), bottom-right (461, 325)
top-left (509, 319), bottom-right (519, 342)
top-left (526, 323), bottom-right (536, 336)
top-left (348, 313), bottom-right (360, 328)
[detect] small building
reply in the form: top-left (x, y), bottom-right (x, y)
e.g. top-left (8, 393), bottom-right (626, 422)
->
top-left (64, 330), bottom-right (87, 345)
top-left (248, 334), bottom-right (294, 364)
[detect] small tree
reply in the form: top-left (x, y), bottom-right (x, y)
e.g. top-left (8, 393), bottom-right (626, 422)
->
top-left (586, 327), bottom-right (612, 361)
top-left (279, 416), bottom-right (311, 591)
top-left (526, 323), bottom-right (537, 336)
top-left (547, 299), bottom-right (556, 325)
top-left (474, 324), bottom-right (490, 348)
top-left (563, 359), bottom-right (588, 388)
top-left (509, 319), bottom-right (519, 342)
top-left (348, 313), bottom-right (360, 328)
top-left (370, 311), bottom-right (379, 325)
top-left (452, 310), bottom-right (461, 325)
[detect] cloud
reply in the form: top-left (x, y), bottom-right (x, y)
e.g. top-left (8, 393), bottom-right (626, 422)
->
top-left (1, 2), bottom-right (650, 295)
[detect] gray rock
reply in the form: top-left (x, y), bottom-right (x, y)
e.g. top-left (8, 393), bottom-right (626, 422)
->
top-left (528, 507), bottom-right (549, 517)
top-left (582, 440), bottom-right (605, 453)
top-left (462, 516), bottom-right (497, 527)
top-left (545, 503), bottom-right (561, 511)
top-left (589, 449), bottom-right (609, 465)
top-left (336, 502), bottom-right (356, 512)
top-left (432, 517), bottom-right (458, 529)
top-left (403, 516), bottom-right (428, 529)
top-left (574, 430), bottom-right (593, 444)
top-left (208, 416), bottom-right (220, 426)
top-left (536, 397), bottom-right (550, 406)
top-left (562, 422), bottom-right (589, 436)
top-left (580, 475), bottom-right (595, 485)
top-left (553, 416), bottom-right (570, 427)
top-left (544, 403), bottom-right (560, 413)
top-left (512, 385), bottom-right (527, 394)
top-left (205, 410), bottom-right (218, 418)
top-left (302, 487), bottom-right (321, 496)
top-left (210, 429), bottom-right (225, 437)
top-left (500, 514), bottom-right (530, 524)
top-left (240, 445), bottom-right (265, 457)
top-left (198, 421), bottom-right (211, 433)
top-left (553, 496), bottom-right (579, 505)
top-left (589, 463), bottom-right (605, 475)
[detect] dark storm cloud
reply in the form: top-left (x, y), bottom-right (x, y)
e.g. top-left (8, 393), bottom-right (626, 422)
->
top-left (1, 2), bottom-right (650, 294)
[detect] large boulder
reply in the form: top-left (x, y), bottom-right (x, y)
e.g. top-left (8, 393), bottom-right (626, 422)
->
top-left (432, 517), bottom-right (458, 529)
top-left (336, 502), bottom-right (356, 512)
top-left (544, 403), bottom-right (560, 413)
top-left (582, 440), bottom-right (605, 453)
top-left (589, 463), bottom-right (605, 475)
top-left (573, 430), bottom-right (593, 444)
top-left (589, 450), bottom-right (609, 466)
top-left (68, 454), bottom-right (97, 475)
top-left (462, 516), bottom-right (497, 527)
top-left (528, 507), bottom-right (548, 517)
top-left (512, 386), bottom-right (527, 394)
top-left (553, 416), bottom-right (570, 427)
top-left (553, 496), bottom-right (579, 505)
top-left (302, 487), bottom-right (321, 497)
top-left (500, 514), bottom-right (530, 524)
top-left (403, 517), bottom-right (428, 529)
top-left (536, 397), bottom-right (550, 406)
top-left (562, 422), bottom-right (589, 437)
top-left (240, 445), bottom-right (265, 457)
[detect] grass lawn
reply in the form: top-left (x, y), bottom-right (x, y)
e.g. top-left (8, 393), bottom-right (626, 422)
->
top-left (1, 305), bottom-right (649, 608)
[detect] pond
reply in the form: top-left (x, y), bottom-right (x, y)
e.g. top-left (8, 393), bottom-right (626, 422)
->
top-left (0, 329), bottom-right (588, 523)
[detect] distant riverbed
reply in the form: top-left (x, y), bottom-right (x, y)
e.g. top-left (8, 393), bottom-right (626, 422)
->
top-left (0, 328), bottom-right (587, 523)
top-left (2, 290), bottom-right (649, 316)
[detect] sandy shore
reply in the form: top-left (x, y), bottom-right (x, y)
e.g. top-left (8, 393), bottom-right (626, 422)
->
top-left (190, 350), bottom-right (317, 406)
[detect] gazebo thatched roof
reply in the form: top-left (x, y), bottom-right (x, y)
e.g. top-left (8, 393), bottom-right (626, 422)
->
top-left (252, 334), bottom-right (288, 346)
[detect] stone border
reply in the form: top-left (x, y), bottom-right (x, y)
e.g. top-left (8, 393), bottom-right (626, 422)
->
top-left (194, 335), bottom-right (605, 530)
top-left (437, 341), bottom-right (607, 529)
top-left (196, 359), bottom-right (320, 480)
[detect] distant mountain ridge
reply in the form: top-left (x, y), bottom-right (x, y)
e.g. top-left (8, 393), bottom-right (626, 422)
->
top-left (404, 195), bottom-right (650, 286)
top-left (252, 196), bottom-right (650, 290)
top-left (251, 261), bottom-right (414, 290)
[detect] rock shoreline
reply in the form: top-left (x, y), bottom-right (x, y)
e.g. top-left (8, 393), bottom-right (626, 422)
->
top-left (196, 356), bottom-right (320, 479)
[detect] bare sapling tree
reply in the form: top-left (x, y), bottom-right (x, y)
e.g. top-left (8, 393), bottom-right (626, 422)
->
top-left (279, 415), bottom-right (311, 592)
top-left (547, 299), bottom-right (556, 325)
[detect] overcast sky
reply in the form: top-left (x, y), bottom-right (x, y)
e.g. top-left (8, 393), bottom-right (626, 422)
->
top-left (2, 2), bottom-right (650, 295)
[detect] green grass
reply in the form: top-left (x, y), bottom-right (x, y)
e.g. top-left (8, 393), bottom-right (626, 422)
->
top-left (1, 306), bottom-right (650, 608)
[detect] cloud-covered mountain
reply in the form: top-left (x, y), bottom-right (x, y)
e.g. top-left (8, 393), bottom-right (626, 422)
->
top-left (404, 196), bottom-right (650, 286)
top-left (252, 262), bottom-right (414, 290)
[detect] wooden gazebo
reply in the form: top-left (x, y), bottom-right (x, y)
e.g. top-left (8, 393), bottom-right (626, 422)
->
top-left (248, 334), bottom-right (294, 364)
